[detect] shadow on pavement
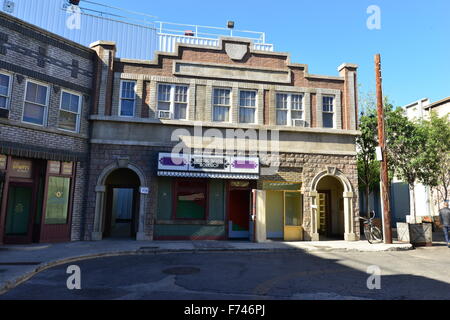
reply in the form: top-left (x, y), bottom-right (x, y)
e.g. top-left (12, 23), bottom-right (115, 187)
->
top-left (0, 248), bottom-right (449, 300)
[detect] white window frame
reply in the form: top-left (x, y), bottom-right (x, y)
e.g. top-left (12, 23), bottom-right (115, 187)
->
top-left (238, 89), bottom-right (258, 124)
top-left (0, 72), bottom-right (12, 110)
top-left (276, 92), bottom-right (304, 126)
top-left (322, 95), bottom-right (335, 129)
top-left (21, 79), bottom-right (50, 127)
top-left (119, 80), bottom-right (136, 117)
top-left (57, 89), bottom-right (82, 133)
top-left (212, 87), bottom-right (232, 123)
top-left (157, 83), bottom-right (189, 120)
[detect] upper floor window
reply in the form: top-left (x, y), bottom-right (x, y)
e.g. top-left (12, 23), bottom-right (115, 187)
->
top-left (119, 80), bottom-right (136, 117)
top-left (157, 84), bottom-right (188, 120)
top-left (22, 80), bottom-right (49, 126)
top-left (58, 91), bottom-right (81, 132)
top-left (239, 90), bottom-right (257, 124)
top-left (0, 73), bottom-right (11, 110)
top-left (213, 88), bottom-right (231, 122)
top-left (322, 96), bottom-right (334, 128)
top-left (276, 93), bottom-right (304, 126)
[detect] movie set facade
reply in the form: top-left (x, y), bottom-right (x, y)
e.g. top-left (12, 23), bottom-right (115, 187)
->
top-left (0, 12), bottom-right (361, 244)
top-left (86, 38), bottom-right (361, 242)
top-left (0, 12), bottom-right (93, 244)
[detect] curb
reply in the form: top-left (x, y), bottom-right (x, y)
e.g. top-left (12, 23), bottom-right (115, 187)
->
top-left (0, 244), bottom-right (414, 296)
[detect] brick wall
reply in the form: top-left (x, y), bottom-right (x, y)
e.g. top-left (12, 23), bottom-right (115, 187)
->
top-left (0, 13), bottom-right (95, 241)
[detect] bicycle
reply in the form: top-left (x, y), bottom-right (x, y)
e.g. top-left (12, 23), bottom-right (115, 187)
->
top-left (359, 211), bottom-right (383, 244)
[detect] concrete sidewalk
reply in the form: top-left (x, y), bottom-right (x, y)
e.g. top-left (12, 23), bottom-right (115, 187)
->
top-left (0, 239), bottom-right (413, 295)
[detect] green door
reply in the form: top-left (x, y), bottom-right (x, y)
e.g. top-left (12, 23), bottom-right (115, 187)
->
top-left (5, 186), bottom-right (33, 236)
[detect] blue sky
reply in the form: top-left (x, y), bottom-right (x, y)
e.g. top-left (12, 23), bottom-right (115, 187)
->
top-left (100, 0), bottom-right (449, 107)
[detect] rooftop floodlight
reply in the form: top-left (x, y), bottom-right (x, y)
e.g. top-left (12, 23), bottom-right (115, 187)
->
top-left (227, 21), bottom-right (235, 29)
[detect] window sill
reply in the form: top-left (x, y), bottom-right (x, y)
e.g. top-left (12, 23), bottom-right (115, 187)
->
top-left (0, 118), bottom-right (88, 139)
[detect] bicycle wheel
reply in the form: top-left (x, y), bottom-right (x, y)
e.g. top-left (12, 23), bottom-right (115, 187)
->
top-left (370, 226), bottom-right (383, 242)
top-left (364, 225), bottom-right (373, 244)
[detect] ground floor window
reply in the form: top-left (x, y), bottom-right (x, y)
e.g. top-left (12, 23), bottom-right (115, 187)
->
top-left (44, 176), bottom-right (71, 225)
top-left (174, 179), bottom-right (207, 220)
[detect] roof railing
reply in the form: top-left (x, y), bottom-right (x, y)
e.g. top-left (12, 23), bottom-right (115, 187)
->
top-left (156, 21), bottom-right (267, 44)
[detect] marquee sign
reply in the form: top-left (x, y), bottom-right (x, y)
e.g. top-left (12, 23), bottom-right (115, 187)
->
top-left (158, 153), bottom-right (259, 176)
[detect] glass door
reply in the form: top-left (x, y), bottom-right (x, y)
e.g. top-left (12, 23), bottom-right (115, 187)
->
top-left (283, 191), bottom-right (303, 241)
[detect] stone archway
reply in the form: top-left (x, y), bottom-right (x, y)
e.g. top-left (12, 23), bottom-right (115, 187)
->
top-left (91, 158), bottom-right (150, 241)
top-left (307, 167), bottom-right (357, 241)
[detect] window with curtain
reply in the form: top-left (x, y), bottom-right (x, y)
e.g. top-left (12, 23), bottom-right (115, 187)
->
top-left (23, 81), bottom-right (48, 125)
top-left (0, 73), bottom-right (11, 109)
top-left (322, 96), bottom-right (334, 128)
top-left (175, 180), bottom-right (207, 219)
top-left (119, 80), bottom-right (136, 117)
top-left (239, 90), bottom-right (257, 123)
top-left (58, 91), bottom-right (81, 132)
top-left (44, 176), bottom-right (71, 225)
top-left (213, 88), bottom-right (231, 122)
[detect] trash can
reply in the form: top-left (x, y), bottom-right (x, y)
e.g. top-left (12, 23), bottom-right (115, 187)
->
top-left (397, 222), bottom-right (433, 247)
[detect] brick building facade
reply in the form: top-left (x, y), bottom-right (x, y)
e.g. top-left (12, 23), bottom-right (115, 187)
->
top-left (0, 12), bottom-right (360, 244)
top-left (0, 12), bottom-right (95, 244)
top-left (86, 38), bottom-right (360, 242)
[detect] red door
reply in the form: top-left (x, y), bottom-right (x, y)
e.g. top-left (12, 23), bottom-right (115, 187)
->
top-left (228, 189), bottom-right (251, 239)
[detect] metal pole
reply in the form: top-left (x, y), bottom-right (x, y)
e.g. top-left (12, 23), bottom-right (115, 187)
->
top-left (375, 53), bottom-right (393, 244)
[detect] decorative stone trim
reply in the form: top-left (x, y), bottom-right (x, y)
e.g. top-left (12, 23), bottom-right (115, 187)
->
top-left (0, 60), bottom-right (92, 94)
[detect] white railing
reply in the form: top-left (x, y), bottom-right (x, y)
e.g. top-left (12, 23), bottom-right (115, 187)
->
top-left (156, 21), bottom-right (274, 53)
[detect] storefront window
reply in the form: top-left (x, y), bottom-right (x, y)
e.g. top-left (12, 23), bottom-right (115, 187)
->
top-left (175, 180), bottom-right (207, 219)
top-left (284, 192), bottom-right (302, 226)
top-left (44, 176), bottom-right (71, 224)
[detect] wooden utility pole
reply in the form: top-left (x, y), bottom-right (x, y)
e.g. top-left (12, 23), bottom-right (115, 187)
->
top-left (375, 53), bottom-right (393, 244)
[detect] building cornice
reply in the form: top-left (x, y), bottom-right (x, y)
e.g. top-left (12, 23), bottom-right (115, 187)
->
top-left (89, 115), bottom-right (361, 136)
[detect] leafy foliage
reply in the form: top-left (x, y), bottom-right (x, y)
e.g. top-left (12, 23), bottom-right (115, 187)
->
top-left (419, 112), bottom-right (450, 202)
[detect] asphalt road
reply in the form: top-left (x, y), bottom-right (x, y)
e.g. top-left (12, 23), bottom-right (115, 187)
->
top-left (1, 245), bottom-right (450, 300)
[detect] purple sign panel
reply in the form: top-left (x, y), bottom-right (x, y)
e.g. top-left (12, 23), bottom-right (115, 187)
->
top-left (158, 153), bottom-right (259, 174)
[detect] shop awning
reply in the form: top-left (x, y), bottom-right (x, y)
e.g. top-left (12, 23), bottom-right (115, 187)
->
top-left (0, 140), bottom-right (87, 162)
top-left (158, 170), bottom-right (259, 180)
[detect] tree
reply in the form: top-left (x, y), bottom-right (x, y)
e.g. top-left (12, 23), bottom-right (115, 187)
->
top-left (420, 112), bottom-right (450, 204)
top-left (385, 107), bottom-right (430, 221)
top-left (357, 104), bottom-right (379, 216)
top-left (357, 93), bottom-right (395, 216)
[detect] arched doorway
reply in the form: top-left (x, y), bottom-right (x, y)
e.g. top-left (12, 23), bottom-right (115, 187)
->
top-left (316, 176), bottom-right (345, 239)
top-left (103, 168), bottom-right (140, 239)
top-left (91, 160), bottom-right (149, 241)
top-left (308, 167), bottom-right (358, 241)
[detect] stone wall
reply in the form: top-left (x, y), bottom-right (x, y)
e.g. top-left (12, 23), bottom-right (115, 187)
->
top-left (85, 142), bottom-right (359, 241)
